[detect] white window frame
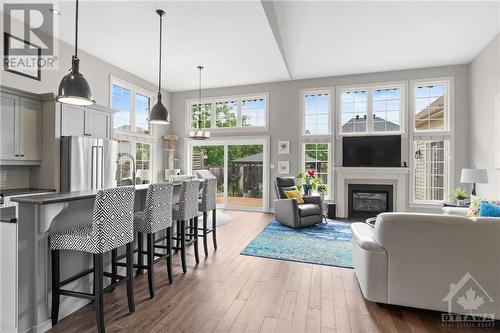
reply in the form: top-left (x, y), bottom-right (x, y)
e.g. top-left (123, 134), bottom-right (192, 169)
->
top-left (185, 93), bottom-right (269, 133)
top-left (110, 75), bottom-right (158, 181)
top-left (336, 81), bottom-right (407, 138)
top-left (409, 77), bottom-right (454, 206)
top-left (301, 142), bottom-right (333, 199)
top-left (109, 75), bottom-right (157, 138)
top-left (300, 88), bottom-right (333, 137)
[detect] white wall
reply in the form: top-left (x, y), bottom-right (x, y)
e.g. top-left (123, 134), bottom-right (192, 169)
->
top-left (169, 65), bottom-right (470, 210)
top-left (470, 33), bottom-right (500, 198)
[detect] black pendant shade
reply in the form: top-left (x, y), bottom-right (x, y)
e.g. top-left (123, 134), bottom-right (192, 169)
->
top-left (57, 56), bottom-right (95, 105)
top-left (56, 0), bottom-right (95, 106)
top-left (148, 9), bottom-right (169, 125)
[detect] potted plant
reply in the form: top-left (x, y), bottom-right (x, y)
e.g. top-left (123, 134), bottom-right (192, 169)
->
top-left (450, 187), bottom-right (469, 206)
top-left (317, 183), bottom-right (328, 200)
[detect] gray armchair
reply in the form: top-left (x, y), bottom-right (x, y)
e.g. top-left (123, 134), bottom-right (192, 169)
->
top-left (274, 177), bottom-right (323, 228)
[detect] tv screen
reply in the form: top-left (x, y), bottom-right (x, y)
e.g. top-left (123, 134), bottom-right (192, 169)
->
top-left (343, 136), bottom-right (401, 167)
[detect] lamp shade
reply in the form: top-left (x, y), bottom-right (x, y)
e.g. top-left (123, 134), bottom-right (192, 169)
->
top-left (460, 168), bottom-right (488, 184)
top-left (149, 94), bottom-right (169, 124)
top-left (56, 58), bottom-right (95, 106)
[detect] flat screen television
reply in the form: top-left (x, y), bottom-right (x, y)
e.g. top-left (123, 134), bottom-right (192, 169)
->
top-left (343, 135), bottom-right (401, 167)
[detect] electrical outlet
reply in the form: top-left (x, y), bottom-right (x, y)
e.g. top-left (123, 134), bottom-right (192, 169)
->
top-left (0, 172), bottom-right (6, 182)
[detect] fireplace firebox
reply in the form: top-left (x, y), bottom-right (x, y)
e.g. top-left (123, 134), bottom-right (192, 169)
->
top-left (348, 184), bottom-right (393, 219)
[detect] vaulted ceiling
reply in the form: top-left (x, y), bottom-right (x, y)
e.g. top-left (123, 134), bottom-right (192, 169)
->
top-left (52, 1), bottom-right (499, 92)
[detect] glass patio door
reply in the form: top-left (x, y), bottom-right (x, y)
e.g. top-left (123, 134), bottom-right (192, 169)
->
top-left (189, 137), bottom-right (268, 212)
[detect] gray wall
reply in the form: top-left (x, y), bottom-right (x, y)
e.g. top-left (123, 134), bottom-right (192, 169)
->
top-left (1, 38), bottom-right (171, 187)
top-left (470, 33), bottom-right (500, 198)
top-left (169, 64), bottom-right (470, 210)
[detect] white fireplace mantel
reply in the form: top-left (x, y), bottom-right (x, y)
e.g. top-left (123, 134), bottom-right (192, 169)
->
top-left (335, 167), bottom-right (409, 218)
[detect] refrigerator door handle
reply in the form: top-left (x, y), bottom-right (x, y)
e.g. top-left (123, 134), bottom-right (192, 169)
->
top-left (91, 145), bottom-right (97, 190)
top-left (98, 146), bottom-right (104, 189)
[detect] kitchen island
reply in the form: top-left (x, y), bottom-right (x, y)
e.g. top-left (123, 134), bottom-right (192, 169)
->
top-left (3, 183), bottom-right (191, 333)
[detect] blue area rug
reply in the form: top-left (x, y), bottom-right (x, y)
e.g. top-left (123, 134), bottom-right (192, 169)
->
top-left (241, 219), bottom-right (353, 268)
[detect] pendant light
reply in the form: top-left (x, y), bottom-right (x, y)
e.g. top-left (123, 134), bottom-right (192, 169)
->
top-left (189, 66), bottom-right (210, 140)
top-left (56, 0), bottom-right (95, 106)
top-left (148, 9), bottom-right (170, 125)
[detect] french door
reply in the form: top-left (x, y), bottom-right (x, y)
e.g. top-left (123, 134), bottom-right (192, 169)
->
top-left (187, 137), bottom-right (269, 212)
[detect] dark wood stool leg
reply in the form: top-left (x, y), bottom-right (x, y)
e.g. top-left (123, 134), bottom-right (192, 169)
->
top-left (137, 232), bottom-right (143, 275)
top-left (180, 220), bottom-right (187, 273)
top-left (51, 249), bottom-right (60, 326)
top-left (166, 227), bottom-right (173, 284)
top-left (203, 212), bottom-right (208, 256)
top-left (126, 243), bottom-right (135, 313)
top-left (194, 216), bottom-right (200, 264)
top-left (212, 209), bottom-right (217, 251)
top-left (176, 220), bottom-right (180, 253)
top-left (94, 253), bottom-right (105, 333)
top-left (147, 233), bottom-right (155, 298)
top-left (111, 248), bottom-right (117, 286)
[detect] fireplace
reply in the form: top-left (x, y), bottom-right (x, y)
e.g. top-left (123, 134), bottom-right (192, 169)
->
top-left (348, 184), bottom-right (393, 219)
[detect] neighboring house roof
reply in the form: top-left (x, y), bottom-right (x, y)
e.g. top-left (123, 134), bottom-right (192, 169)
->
top-left (233, 152), bottom-right (320, 164)
top-left (415, 96), bottom-right (444, 129)
top-left (342, 116), bottom-right (400, 132)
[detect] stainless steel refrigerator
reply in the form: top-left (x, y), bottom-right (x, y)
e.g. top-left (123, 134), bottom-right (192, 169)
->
top-left (60, 136), bottom-right (118, 192)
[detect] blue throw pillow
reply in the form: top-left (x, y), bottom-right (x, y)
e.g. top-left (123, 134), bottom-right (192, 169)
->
top-left (479, 201), bottom-right (500, 217)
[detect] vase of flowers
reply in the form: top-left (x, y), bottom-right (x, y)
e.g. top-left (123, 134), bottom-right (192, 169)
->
top-left (297, 169), bottom-right (317, 195)
top-left (450, 187), bottom-right (469, 206)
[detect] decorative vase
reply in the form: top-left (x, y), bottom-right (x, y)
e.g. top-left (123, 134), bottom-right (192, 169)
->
top-left (319, 192), bottom-right (325, 200)
top-left (303, 184), bottom-right (311, 196)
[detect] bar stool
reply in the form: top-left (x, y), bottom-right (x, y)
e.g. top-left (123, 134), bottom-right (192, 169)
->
top-left (172, 179), bottom-right (200, 273)
top-left (198, 177), bottom-right (218, 256)
top-left (50, 186), bottom-right (136, 333)
top-left (113, 183), bottom-right (174, 298)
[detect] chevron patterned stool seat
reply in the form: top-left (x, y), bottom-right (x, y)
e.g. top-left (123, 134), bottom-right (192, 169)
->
top-left (113, 182), bottom-right (174, 298)
top-left (172, 179), bottom-right (201, 273)
top-left (50, 186), bottom-right (136, 333)
top-left (195, 174), bottom-right (218, 256)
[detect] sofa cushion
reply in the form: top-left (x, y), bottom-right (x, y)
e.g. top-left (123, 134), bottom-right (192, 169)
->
top-left (467, 195), bottom-right (500, 217)
top-left (351, 223), bottom-right (385, 252)
top-left (298, 204), bottom-right (321, 217)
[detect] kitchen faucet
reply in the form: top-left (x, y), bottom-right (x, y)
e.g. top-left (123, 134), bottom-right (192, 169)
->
top-left (116, 153), bottom-right (136, 186)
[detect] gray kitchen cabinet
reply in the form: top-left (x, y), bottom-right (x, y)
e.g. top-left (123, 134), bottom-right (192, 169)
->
top-left (0, 92), bottom-right (42, 164)
top-left (60, 104), bottom-right (112, 139)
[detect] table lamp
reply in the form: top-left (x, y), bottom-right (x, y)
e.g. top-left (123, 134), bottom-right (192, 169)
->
top-left (460, 168), bottom-right (488, 196)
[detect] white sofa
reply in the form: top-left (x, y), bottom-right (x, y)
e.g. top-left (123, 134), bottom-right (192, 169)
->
top-left (351, 212), bottom-right (500, 317)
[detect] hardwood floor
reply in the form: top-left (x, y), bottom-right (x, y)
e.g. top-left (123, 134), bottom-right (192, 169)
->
top-left (49, 210), bottom-right (498, 333)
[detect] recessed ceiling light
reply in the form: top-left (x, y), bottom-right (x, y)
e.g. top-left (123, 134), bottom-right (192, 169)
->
top-left (50, 8), bottom-right (61, 15)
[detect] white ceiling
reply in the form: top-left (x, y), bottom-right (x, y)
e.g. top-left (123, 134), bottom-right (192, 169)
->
top-left (52, 1), bottom-right (499, 92)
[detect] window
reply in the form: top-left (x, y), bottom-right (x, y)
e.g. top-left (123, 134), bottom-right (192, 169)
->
top-left (338, 83), bottom-right (404, 135)
top-left (111, 76), bottom-right (156, 183)
top-left (414, 83), bottom-right (446, 131)
top-left (112, 84), bottom-right (132, 131)
top-left (110, 76), bottom-right (154, 135)
top-left (302, 91), bottom-right (330, 135)
top-left (411, 78), bottom-right (452, 204)
top-left (413, 140), bottom-right (447, 201)
top-left (303, 143), bottom-right (330, 195)
top-left (186, 94), bottom-right (268, 131)
top-left (116, 139), bottom-right (154, 185)
top-left (191, 103), bottom-right (212, 129)
top-left (242, 98), bottom-right (265, 127)
top-left (215, 100), bottom-right (237, 128)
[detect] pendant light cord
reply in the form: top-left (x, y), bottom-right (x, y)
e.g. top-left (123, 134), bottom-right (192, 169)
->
top-left (74, 0), bottom-right (78, 58)
top-left (198, 66), bottom-right (203, 129)
top-left (158, 12), bottom-right (163, 95)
